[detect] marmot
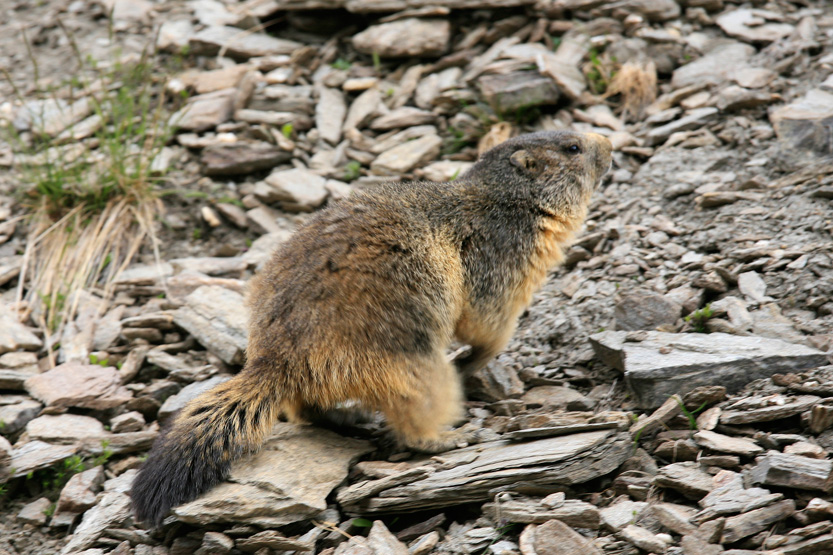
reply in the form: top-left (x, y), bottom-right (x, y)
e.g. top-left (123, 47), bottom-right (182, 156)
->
top-left (131, 130), bottom-right (612, 527)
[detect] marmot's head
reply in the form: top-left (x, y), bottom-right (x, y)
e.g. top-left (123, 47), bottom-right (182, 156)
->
top-left (466, 130), bottom-right (612, 224)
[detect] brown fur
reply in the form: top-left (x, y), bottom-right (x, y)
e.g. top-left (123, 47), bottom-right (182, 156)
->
top-left (130, 130), bottom-right (612, 527)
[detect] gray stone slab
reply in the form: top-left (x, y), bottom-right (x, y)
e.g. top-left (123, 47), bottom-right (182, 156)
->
top-left (172, 286), bottom-right (248, 365)
top-left (174, 423), bottom-right (372, 526)
top-left (24, 363), bottom-right (132, 410)
top-left (342, 430), bottom-right (631, 514)
top-left (590, 331), bottom-right (827, 409)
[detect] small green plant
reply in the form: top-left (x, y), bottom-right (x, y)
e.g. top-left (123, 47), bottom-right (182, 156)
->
top-left (675, 397), bottom-right (709, 430)
top-left (38, 455), bottom-right (86, 491)
top-left (281, 123), bottom-right (294, 139)
top-left (331, 58), bottom-right (351, 71)
top-left (498, 102), bottom-right (542, 126)
top-left (486, 524), bottom-right (518, 551)
top-left (372, 52), bottom-right (381, 72)
top-left (343, 161), bottom-right (362, 182)
top-left (216, 196), bottom-right (244, 208)
top-left (192, 228), bottom-right (202, 240)
top-left (585, 47), bottom-right (616, 95)
top-left (352, 518), bottom-right (373, 528)
top-left (684, 304), bottom-right (713, 333)
top-left (88, 354), bottom-right (109, 367)
top-left (442, 126), bottom-right (473, 156)
top-left (550, 36), bottom-right (562, 51)
top-left (43, 502), bottom-right (57, 518)
top-left (90, 439), bottom-right (114, 468)
top-left (28, 440), bottom-right (115, 495)
top-left (449, 168), bottom-right (461, 182)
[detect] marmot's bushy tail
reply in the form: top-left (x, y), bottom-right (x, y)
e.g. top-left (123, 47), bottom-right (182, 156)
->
top-left (130, 367), bottom-right (281, 527)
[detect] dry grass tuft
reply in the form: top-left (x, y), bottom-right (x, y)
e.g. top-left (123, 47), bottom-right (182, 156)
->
top-left (605, 59), bottom-right (658, 122)
top-left (4, 23), bottom-right (178, 337)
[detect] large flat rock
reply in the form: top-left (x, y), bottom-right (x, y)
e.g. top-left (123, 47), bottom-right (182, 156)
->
top-left (10, 440), bottom-right (80, 479)
top-left (341, 430), bottom-right (631, 514)
top-left (590, 331), bottom-right (827, 408)
top-left (173, 423), bottom-right (373, 526)
top-left (24, 363), bottom-right (132, 410)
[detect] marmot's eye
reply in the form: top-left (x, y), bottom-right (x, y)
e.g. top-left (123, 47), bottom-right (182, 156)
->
top-left (566, 144), bottom-right (581, 154)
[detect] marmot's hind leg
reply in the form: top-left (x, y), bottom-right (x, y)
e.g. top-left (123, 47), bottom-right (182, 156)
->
top-left (379, 354), bottom-right (468, 453)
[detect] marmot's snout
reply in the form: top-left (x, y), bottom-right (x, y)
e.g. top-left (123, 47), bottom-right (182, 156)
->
top-left (585, 132), bottom-right (613, 184)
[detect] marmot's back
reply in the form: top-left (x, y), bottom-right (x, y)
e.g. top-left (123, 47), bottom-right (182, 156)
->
top-left (245, 182), bottom-right (468, 405)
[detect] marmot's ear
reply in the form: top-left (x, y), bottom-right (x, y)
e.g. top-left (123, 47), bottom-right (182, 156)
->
top-left (510, 150), bottom-right (537, 172)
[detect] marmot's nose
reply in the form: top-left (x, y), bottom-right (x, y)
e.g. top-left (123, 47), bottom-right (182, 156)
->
top-left (585, 132), bottom-right (613, 178)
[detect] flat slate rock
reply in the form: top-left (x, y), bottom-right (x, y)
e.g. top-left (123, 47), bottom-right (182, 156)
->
top-left (52, 466), bottom-right (105, 527)
top-left (172, 285), bottom-right (248, 365)
top-left (590, 331), bottom-right (827, 408)
top-left (521, 519), bottom-right (603, 555)
top-left (721, 499), bottom-right (796, 543)
top-left (26, 414), bottom-right (106, 442)
top-left (0, 399), bottom-right (42, 433)
top-left (17, 497), bottom-right (52, 526)
top-left (174, 423), bottom-right (373, 526)
top-left (694, 430), bottom-right (763, 457)
top-left (716, 8), bottom-right (794, 44)
top-left (482, 497), bottom-right (601, 529)
top-left (169, 89), bottom-right (235, 132)
top-left (341, 430), bottom-right (630, 514)
top-left (353, 18), bottom-right (450, 58)
top-left (749, 451), bottom-right (832, 492)
top-left (653, 462), bottom-right (715, 500)
top-left (61, 471), bottom-right (135, 554)
top-left (504, 421), bottom-right (621, 441)
top-left (158, 375), bottom-right (231, 421)
top-left (201, 142), bottom-right (291, 176)
top-left (189, 25), bottom-right (302, 60)
top-left (370, 133), bottom-right (442, 175)
top-left (254, 0), bottom-right (535, 12)
top-left (719, 395), bottom-right (820, 425)
top-left (0, 309), bottom-right (43, 355)
top-left (10, 440), bottom-right (80, 479)
top-left (24, 363), bottom-right (132, 410)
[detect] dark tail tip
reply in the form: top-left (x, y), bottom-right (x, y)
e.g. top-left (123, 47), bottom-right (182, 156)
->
top-left (130, 430), bottom-right (229, 528)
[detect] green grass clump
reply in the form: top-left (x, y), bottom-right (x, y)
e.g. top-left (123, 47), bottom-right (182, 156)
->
top-left (685, 304), bottom-right (713, 333)
top-left (343, 160), bottom-right (362, 182)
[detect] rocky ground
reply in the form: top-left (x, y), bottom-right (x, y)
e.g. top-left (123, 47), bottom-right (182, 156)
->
top-left (2, 0), bottom-right (833, 554)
